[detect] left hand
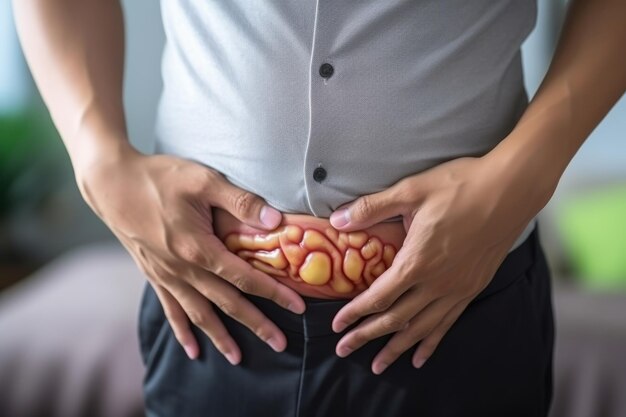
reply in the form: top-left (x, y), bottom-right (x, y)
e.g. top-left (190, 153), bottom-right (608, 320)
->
top-left (328, 155), bottom-right (549, 375)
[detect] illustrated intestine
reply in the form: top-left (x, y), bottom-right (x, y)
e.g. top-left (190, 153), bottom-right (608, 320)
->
top-left (224, 225), bottom-right (397, 293)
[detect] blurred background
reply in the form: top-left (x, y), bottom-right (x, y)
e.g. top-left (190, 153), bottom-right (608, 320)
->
top-left (1, 1), bottom-right (625, 417)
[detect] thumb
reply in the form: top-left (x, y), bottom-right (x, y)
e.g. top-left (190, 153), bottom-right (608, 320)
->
top-left (329, 187), bottom-right (406, 231)
top-left (209, 176), bottom-right (282, 230)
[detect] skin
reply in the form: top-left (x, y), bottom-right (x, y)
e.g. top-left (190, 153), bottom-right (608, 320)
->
top-left (328, 0), bottom-right (626, 374)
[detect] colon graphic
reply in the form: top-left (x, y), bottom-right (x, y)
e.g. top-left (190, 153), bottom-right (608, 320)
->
top-left (224, 225), bottom-right (398, 294)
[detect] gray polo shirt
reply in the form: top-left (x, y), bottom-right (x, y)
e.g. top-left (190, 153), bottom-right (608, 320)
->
top-left (154, 0), bottom-right (538, 253)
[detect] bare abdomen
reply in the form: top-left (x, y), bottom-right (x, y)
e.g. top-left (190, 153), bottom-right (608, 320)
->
top-left (212, 207), bottom-right (406, 300)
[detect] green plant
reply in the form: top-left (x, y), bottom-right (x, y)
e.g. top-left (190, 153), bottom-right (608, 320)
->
top-left (0, 103), bottom-right (70, 259)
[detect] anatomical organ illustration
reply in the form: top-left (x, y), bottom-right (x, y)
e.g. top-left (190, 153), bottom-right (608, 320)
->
top-left (224, 225), bottom-right (398, 293)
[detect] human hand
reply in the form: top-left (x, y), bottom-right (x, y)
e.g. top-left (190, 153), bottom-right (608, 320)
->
top-left (77, 146), bottom-right (306, 365)
top-left (327, 155), bottom-right (551, 374)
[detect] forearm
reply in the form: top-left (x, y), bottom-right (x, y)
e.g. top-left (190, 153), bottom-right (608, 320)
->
top-left (12, 0), bottom-right (134, 179)
top-left (486, 0), bottom-right (626, 208)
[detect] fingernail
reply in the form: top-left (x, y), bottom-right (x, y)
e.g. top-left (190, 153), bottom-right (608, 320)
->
top-left (413, 357), bottom-right (426, 369)
top-left (260, 205), bottom-right (281, 228)
top-left (183, 343), bottom-right (198, 360)
top-left (330, 208), bottom-right (350, 228)
top-left (224, 351), bottom-right (239, 365)
top-left (337, 346), bottom-right (353, 358)
top-left (266, 336), bottom-right (283, 352)
top-left (334, 321), bottom-right (348, 333)
top-left (287, 302), bottom-right (305, 315)
top-left (373, 362), bottom-right (388, 375)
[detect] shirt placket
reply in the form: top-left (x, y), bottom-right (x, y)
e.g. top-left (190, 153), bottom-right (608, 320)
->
top-left (303, 0), bottom-right (337, 218)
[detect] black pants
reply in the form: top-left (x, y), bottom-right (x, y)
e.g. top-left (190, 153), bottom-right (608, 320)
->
top-left (139, 223), bottom-right (554, 417)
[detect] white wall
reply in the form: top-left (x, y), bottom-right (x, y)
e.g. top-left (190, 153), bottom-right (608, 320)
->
top-left (120, 0), bottom-right (164, 154)
top-left (0, 0), bottom-right (28, 114)
top-left (522, 0), bottom-right (626, 189)
top-left (520, 0), bottom-right (626, 264)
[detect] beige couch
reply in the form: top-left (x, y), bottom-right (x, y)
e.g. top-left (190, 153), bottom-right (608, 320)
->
top-left (0, 243), bottom-right (145, 417)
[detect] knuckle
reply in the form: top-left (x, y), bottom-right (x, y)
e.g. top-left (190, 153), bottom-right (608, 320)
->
top-left (394, 180), bottom-right (412, 204)
top-left (187, 310), bottom-right (210, 327)
top-left (215, 298), bottom-right (240, 317)
top-left (210, 260), bottom-right (224, 276)
top-left (232, 191), bottom-right (257, 217)
top-left (177, 243), bottom-right (205, 265)
top-left (196, 168), bottom-right (217, 190)
top-left (371, 296), bottom-right (392, 312)
top-left (202, 166), bottom-right (220, 182)
top-left (233, 275), bottom-right (256, 294)
top-left (184, 170), bottom-right (209, 196)
top-left (380, 313), bottom-right (405, 332)
top-left (353, 196), bottom-right (374, 221)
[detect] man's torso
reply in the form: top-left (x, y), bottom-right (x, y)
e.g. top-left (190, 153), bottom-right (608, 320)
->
top-left (155, 0), bottom-right (538, 254)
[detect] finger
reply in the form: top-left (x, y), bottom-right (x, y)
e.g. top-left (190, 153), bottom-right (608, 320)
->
top-left (200, 235), bottom-right (306, 314)
top-left (332, 223), bottom-right (433, 333)
top-left (335, 288), bottom-right (434, 357)
top-left (369, 297), bottom-right (452, 375)
top-left (411, 300), bottom-right (468, 369)
top-left (329, 185), bottom-right (408, 231)
top-left (152, 284), bottom-right (200, 360)
top-left (187, 268), bottom-right (289, 353)
top-left (205, 172), bottom-right (282, 230)
top-left (331, 257), bottom-right (418, 333)
top-left (165, 279), bottom-right (242, 365)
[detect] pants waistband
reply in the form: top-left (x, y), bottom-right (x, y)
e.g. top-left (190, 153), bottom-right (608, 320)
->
top-left (243, 222), bottom-right (538, 338)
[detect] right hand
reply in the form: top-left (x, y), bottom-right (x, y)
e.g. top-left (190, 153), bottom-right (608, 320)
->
top-left (77, 144), bottom-right (306, 365)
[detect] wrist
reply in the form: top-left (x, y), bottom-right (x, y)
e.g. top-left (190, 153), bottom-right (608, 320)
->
top-left (73, 135), bottom-right (141, 202)
top-left (489, 86), bottom-right (586, 204)
top-left (480, 127), bottom-right (562, 222)
top-left (73, 133), bottom-right (138, 175)
top-left (65, 94), bottom-right (133, 174)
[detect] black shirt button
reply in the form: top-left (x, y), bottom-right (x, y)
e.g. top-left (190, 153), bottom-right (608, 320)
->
top-left (319, 63), bottom-right (334, 78)
top-left (313, 166), bottom-right (327, 183)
